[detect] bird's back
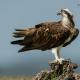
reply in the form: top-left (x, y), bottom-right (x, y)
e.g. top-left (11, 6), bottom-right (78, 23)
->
top-left (11, 21), bottom-right (71, 52)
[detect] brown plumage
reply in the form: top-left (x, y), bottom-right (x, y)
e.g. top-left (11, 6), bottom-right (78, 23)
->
top-left (11, 21), bottom-right (74, 52)
top-left (11, 8), bottom-right (79, 64)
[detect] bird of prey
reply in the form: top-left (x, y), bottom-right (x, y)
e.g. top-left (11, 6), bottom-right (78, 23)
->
top-left (11, 8), bottom-right (79, 64)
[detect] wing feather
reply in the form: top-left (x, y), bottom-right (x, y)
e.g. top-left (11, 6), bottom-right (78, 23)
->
top-left (63, 28), bottom-right (79, 47)
top-left (32, 22), bottom-right (71, 50)
top-left (11, 21), bottom-right (71, 52)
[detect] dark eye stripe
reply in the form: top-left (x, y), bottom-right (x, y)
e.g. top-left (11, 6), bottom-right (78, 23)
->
top-left (62, 10), bottom-right (72, 16)
top-left (63, 10), bottom-right (68, 14)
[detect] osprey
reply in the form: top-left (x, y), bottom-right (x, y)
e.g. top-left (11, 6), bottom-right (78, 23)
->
top-left (11, 8), bottom-right (79, 64)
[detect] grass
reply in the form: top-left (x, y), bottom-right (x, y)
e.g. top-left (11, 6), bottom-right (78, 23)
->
top-left (0, 76), bottom-right (33, 80)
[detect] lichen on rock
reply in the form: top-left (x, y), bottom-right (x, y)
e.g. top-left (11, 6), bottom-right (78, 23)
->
top-left (33, 59), bottom-right (80, 80)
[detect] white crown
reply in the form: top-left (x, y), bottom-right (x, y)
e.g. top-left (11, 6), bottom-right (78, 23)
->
top-left (63, 8), bottom-right (73, 16)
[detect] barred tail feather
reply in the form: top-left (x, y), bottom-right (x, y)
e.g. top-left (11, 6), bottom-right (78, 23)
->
top-left (13, 35), bottom-right (24, 38)
top-left (18, 46), bottom-right (35, 53)
top-left (13, 28), bottom-right (36, 38)
top-left (18, 46), bottom-right (27, 53)
top-left (15, 29), bottom-right (27, 31)
top-left (11, 28), bottom-right (36, 52)
top-left (11, 40), bottom-right (23, 45)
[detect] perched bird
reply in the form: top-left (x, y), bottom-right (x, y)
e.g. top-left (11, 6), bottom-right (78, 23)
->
top-left (11, 8), bottom-right (79, 64)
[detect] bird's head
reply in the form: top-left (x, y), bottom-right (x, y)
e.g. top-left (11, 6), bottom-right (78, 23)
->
top-left (57, 8), bottom-right (73, 18)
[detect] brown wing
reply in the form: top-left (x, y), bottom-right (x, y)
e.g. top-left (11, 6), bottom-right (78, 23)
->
top-left (63, 28), bottom-right (79, 47)
top-left (11, 21), bottom-right (71, 52)
top-left (35, 23), bottom-right (44, 28)
top-left (32, 22), bottom-right (71, 50)
top-left (35, 22), bottom-right (56, 28)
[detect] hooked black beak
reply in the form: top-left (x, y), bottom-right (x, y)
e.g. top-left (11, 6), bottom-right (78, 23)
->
top-left (57, 12), bottom-right (61, 15)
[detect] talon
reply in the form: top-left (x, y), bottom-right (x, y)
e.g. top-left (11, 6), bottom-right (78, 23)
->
top-left (54, 58), bottom-right (65, 64)
top-left (59, 58), bottom-right (64, 64)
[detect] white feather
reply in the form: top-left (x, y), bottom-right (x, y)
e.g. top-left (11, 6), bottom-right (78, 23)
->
top-left (63, 8), bottom-right (73, 16)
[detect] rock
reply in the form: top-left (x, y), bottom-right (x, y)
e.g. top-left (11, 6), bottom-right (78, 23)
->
top-left (33, 59), bottom-right (80, 80)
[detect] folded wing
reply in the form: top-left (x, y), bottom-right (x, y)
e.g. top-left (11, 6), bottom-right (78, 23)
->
top-left (11, 22), bottom-right (71, 52)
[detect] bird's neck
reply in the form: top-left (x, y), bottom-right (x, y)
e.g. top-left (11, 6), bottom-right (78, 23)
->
top-left (62, 16), bottom-right (75, 28)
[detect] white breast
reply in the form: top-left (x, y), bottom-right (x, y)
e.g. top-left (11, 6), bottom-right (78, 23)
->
top-left (62, 17), bottom-right (70, 27)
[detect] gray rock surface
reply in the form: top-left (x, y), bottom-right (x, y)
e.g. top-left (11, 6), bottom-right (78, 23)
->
top-left (33, 60), bottom-right (80, 80)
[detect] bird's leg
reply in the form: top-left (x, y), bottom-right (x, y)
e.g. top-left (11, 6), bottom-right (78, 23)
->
top-left (52, 48), bottom-right (64, 64)
top-left (52, 48), bottom-right (60, 60)
top-left (57, 47), bottom-right (64, 62)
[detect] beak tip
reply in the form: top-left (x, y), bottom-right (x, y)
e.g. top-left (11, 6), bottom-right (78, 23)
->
top-left (57, 12), bottom-right (61, 15)
top-left (57, 13), bottom-right (60, 15)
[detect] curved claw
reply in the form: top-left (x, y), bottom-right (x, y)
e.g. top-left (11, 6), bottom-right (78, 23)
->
top-left (54, 58), bottom-right (64, 64)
